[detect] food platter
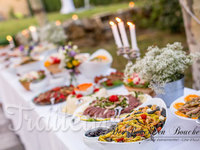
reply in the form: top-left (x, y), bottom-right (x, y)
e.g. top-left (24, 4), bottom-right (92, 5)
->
top-left (170, 91), bottom-right (200, 121)
top-left (94, 71), bottom-right (124, 89)
top-left (83, 97), bottom-right (167, 150)
top-left (79, 49), bottom-right (113, 78)
top-left (73, 92), bottom-right (151, 122)
top-left (33, 85), bottom-right (74, 105)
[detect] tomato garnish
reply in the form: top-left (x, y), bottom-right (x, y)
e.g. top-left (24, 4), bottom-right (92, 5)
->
top-left (94, 88), bottom-right (99, 93)
top-left (59, 94), bottom-right (65, 99)
top-left (72, 91), bottom-right (76, 95)
top-left (109, 95), bottom-right (119, 102)
top-left (116, 137), bottom-right (124, 142)
top-left (141, 114), bottom-right (147, 120)
top-left (53, 87), bottom-right (60, 91)
top-left (157, 127), bottom-right (162, 132)
top-left (76, 94), bottom-right (83, 98)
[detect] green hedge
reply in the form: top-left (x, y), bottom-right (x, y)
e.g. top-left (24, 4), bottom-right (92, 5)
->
top-left (42, 0), bottom-right (61, 12)
top-left (133, 0), bottom-right (183, 33)
top-left (42, 0), bottom-right (131, 11)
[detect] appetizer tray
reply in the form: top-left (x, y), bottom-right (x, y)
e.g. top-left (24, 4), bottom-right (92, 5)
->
top-left (95, 71), bottom-right (124, 89)
top-left (73, 92), bottom-right (150, 122)
top-left (33, 85), bottom-right (73, 105)
top-left (170, 91), bottom-right (200, 121)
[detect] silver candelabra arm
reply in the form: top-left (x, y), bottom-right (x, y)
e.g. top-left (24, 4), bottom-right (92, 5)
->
top-left (117, 47), bottom-right (140, 60)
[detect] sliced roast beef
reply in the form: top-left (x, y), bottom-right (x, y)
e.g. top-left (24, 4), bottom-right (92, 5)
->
top-left (83, 94), bottom-right (142, 119)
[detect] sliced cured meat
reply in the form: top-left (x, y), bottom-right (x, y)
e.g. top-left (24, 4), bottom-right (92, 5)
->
top-left (33, 86), bottom-right (73, 105)
top-left (93, 107), bottom-right (104, 117)
top-left (83, 106), bottom-right (94, 115)
top-left (88, 107), bottom-right (99, 117)
top-left (82, 94), bottom-right (142, 119)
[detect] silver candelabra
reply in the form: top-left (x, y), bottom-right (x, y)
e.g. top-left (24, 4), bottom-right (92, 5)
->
top-left (117, 47), bottom-right (140, 60)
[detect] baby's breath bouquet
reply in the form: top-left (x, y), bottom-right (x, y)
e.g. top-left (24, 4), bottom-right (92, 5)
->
top-left (40, 22), bottom-right (67, 45)
top-left (124, 42), bottom-right (198, 93)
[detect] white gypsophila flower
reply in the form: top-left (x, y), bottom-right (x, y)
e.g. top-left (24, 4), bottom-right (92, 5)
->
top-left (124, 42), bottom-right (198, 93)
top-left (39, 22), bottom-right (67, 45)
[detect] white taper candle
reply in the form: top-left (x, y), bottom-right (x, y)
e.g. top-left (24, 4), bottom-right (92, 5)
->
top-left (127, 22), bottom-right (139, 51)
top-left (116, 17), bottom-right (129, 48)
top-left (109, 21), bottom-right (122, 48)
top-left (29, 26), bottom-right (38, 42)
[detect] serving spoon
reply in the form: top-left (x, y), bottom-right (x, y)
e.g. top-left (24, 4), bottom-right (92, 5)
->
top-left (196, 116), bottom-right (200, 124)
top-left (114, 106), bottom-right (123, 118)
top-left (50, 97), bottom-right (55, 112)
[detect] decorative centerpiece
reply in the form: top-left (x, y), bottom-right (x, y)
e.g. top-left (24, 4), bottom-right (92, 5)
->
top-left (124, 42), bottom-right (199, 106)
top-left (19, 70), bottom-right (46, 90)
top-left (109, 18), bottom-right (140, 60)
top-left (59, 42), bottom-right (81, 85)
top-left (44, 53), bottom-right (63, 74)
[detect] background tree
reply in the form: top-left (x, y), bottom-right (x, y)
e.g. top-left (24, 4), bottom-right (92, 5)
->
top-left (29, 0), bottom-right (48, 26)
top-left (179, 0), bottom-right (200, 89)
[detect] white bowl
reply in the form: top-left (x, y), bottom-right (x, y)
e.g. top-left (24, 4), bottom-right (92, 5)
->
top-left (30, 77), bottom-right (49, 92)
top-left (83, 97), bottom-right (167, 150)
top-left (79, 49), bottom-right (113, 79)
top-left (16, 60), bottom-right (42, 75)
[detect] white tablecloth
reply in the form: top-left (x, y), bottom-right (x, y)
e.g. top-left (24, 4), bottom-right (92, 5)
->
top-left (0, 69), bottom-right (200, 150)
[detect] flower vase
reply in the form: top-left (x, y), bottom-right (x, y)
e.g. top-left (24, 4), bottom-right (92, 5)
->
top-left (69, 71), bottom-right (77, 86)
top-left (156, 77), bottom-right (184, 107)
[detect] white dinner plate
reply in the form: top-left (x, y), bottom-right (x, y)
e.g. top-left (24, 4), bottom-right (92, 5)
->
top-left (170, 90), bottom-right (200, 121)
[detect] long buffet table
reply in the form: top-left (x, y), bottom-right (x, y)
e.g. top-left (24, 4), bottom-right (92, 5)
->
top-left (0, 68), bottom-right (200, 150)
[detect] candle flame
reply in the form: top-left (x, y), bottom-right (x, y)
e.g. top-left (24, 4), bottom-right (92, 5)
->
top-left (29, 26), bottom-right (36, 32)
top-left (22, 29), bottom-right (28, 36)
top-left (115, 17), bottom-right (122, 23)
top-left (109, 21), bottom-right (115, 26)
top-left (55, 20), bottom-right (61, 26)
top-left (6, 35), bottom-right (12, 41)
top-left (129, 2), bottom-right (135, 8)
top-left (127, 22), bottom-right (133, 26)
top-left (72, 14), bottom-right (78, 20)
top-left (127, 22), bottom-right (135, 27)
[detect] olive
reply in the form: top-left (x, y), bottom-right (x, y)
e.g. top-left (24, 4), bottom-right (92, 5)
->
top-left (161, 108), bottom-right (166, 117)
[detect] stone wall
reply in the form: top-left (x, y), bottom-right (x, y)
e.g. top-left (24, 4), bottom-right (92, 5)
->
top-left (62, 8), bottom-right (139, 47)
top-left (15, 7), bottom-right (142, 47)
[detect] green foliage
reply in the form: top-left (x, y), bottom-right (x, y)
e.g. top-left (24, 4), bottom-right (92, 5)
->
top-left (73, 0), bottom-right (131, 8)
top-left (133, 0), bottom-right (184, 33)
top-left (73, 0), bottom-right (84, 8)
top-left (150, 0), bottom-right (184, 32)
top-left (42, 0), bottom-right (61, 12)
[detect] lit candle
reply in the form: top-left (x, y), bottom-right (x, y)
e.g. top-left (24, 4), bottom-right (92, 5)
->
top-left (72, 14), bottom-right (78, 20)
top-left (129, 2), bottom-right (135, 8)
top-left (115, 17), bottom-right (129, 47)
top-left (127, 22), bottom-right (139, 51)
top-left (22, 29), bottom-right (29, 38)
top-left (109, 21), bottom-right (122, 48)
top-left (6, 35), bottom-right (15, 49)
top-left (55, 20), bottom-right (61, 26)
top-left (29, 26), bottom-right (38, 42)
